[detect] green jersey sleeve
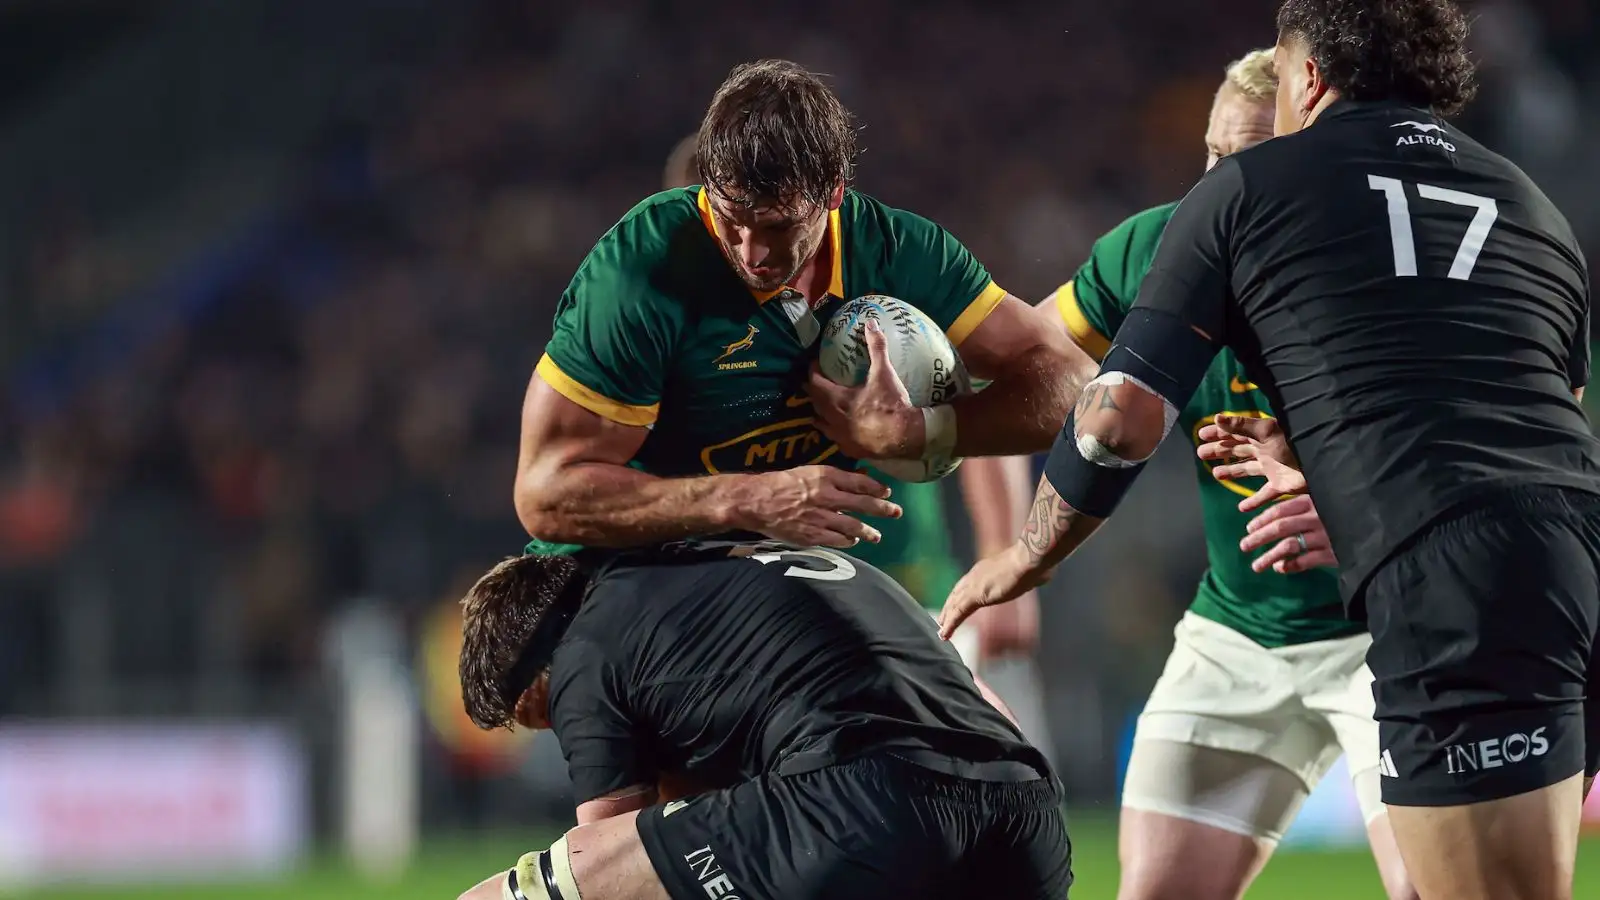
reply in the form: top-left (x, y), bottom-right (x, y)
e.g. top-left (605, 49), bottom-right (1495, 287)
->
top-left (1053, 202), bottom-right (1179, 361)
top-left (878, 204), bottom-right (1008, 349)
top-left (539, 215), bottom-right (685, 428)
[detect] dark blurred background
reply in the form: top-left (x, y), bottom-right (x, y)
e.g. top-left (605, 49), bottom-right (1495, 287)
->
top-left (0, 0), bottom-right (1595, 892)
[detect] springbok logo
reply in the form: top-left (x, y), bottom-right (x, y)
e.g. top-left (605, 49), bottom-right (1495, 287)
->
top-left (1392, 121), bottom-right (1445, 134)
top-left (713, 324), bottom-right (760, 365)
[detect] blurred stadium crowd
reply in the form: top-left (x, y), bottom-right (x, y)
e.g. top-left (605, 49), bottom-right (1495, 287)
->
top-left (0, 0), bottom-right (1596, 826)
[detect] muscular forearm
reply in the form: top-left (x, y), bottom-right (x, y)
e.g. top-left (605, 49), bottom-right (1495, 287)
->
top-left (1016, 475), bottom-right (1105, 573)
top-left (1009, 381), bottom-right (1164, 572)
top-left (516, 462), bottom-right (751, 547)
top-left (949, 348), bottom-right (1087, 457)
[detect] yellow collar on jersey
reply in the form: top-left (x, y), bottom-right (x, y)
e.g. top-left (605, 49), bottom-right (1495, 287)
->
top-left (696, 186), bottom-right (844, 303)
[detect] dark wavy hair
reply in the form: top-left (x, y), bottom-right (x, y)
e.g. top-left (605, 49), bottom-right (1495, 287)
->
top-left (458, 554), bottom-right (588, 731)
top-left (696, 59), bottom-right (858, 210)
top-left (1277, 0), bottom-right (1477, 116)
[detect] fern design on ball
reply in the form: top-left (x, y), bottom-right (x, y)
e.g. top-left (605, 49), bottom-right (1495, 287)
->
top-left (817, 295), bottom-right (970, 482)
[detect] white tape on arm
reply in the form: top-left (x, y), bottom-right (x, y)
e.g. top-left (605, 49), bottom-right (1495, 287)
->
top-left (1073, 371), bottom-right (1179, 467)
top-left (1076, 433), bottom-right (1142, 469)
top-left (508, 836), bottom-right (580, 900)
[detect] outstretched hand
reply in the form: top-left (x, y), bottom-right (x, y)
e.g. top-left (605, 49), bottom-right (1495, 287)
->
top-left (1195, 414), bottom-right (1306, 511)
top-left (938, 544), bottom-right (1049, 641)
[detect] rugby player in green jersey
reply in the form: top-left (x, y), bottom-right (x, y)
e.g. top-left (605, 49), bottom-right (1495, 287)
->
top-left (1033, 51), bottom-right (1416, 900)
top-left (660, 137), bottom-right (1044, 675)
top-left (515, 59), bottom-right (1084, 573)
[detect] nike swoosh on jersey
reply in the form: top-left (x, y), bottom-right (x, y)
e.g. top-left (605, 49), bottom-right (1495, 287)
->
top-left (1229, 375), bottom-right (1258, 393)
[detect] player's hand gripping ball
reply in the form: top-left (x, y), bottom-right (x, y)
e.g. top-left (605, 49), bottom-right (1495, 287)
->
top-left (817, 295), bottom-right (971, 482)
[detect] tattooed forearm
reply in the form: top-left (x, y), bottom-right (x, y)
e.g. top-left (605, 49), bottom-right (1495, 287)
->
top-left (1019, 479), bottom-right (1082, 567)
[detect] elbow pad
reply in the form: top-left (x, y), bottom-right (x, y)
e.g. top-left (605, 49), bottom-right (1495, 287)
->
top-left (1041, 408), bottom-right (1146, 519)
top-left (1043, 307), bottom-right (1219, 518)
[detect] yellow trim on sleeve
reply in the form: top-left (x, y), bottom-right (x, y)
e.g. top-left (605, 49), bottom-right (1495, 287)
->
top-left (824, 206), bottom-right (844, 299)
top-left (535, 354), bottom-right (660, 427)
top-left (696, 186), bottom-right (718, 242)
top-left (1055, 280), bottom-right (1111, 362)
top-left (946, 281), bottom-right (1008, 348)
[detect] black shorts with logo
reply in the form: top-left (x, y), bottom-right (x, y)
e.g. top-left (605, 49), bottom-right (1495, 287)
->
top-left (635, 754), bottom-right (1072, 900)
top-left (1364, 486), bottom-right (1600, 807)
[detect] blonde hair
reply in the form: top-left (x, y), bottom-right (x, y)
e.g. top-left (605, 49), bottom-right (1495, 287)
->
top-left (1224, 48), bottom-right (1278, 102)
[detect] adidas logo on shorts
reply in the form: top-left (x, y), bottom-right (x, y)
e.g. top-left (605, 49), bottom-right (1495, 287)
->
top-left (1378, 749), bottom-right (1399, 778)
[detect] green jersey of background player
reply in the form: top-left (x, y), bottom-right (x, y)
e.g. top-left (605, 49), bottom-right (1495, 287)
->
top-left (1034, 49), bottom-right (1415, 900)
top-left (514, 60), bottom-right (1080, 649)
top-left (1055, 200), bottom-right (1358, 647)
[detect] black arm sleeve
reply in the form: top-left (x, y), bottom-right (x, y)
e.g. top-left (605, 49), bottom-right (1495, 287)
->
top-left (547, 639), bottom-right (656, 802)
top-left (1129, 155), bottom-right (1245, 343)
top-left (1041, 309), bottom-right (1221, 517)
top-left (1040, 160), bottom-right (1242, 518)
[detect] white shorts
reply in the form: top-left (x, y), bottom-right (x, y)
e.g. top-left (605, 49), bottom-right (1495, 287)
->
top-left (1124, 612), bottom-right (1383, 834)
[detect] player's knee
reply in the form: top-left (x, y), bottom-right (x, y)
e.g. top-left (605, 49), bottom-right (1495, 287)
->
top-left (1117, 866), bottom-right (1251, 900)
top-left (1117, 803), bottom-right (1272, 900)
top-left (1118, 832), bottom-right (1260, 900)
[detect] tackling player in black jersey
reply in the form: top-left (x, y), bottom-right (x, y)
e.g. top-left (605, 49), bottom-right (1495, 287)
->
top-left (455, 543), bottom-right (1070, 900)
top-left (942, 2), bottom-right (1597, 898)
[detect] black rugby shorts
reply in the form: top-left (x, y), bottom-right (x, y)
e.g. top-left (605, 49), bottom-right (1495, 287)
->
top-left (635, 754), bottom-right (1072, 900)
top-left (1363, 486), bottom-right (1600, 806)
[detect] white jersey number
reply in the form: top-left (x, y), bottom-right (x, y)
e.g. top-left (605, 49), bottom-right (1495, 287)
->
top-left (1368, 175), bottom-right (1499, 281)
top-left (729, 544), bottom-right (857, 582)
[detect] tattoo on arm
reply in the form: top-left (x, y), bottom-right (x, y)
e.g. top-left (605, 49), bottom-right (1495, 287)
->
top-left (1073, 383), bottom-right (1120, 419)
top-left (1019, 480), bottom-right (1080, 567)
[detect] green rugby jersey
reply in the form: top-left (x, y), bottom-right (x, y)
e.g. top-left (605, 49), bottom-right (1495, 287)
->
top-left (848, 476), bottom-right (962, 611)
top-left (528, 186), bottom-right (1006, 560)
top-left (1056, 203), bottom-right (1360, 648)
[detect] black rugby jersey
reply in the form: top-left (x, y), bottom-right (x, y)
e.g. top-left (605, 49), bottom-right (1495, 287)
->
top-left (546, 542), bottom-right (1051, 803)
top-left (1128, 99), bottom-right (1598, 606)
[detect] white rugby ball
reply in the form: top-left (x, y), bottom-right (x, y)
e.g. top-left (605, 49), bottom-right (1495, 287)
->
top-left (818, 295), bottom-right (970, 482)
